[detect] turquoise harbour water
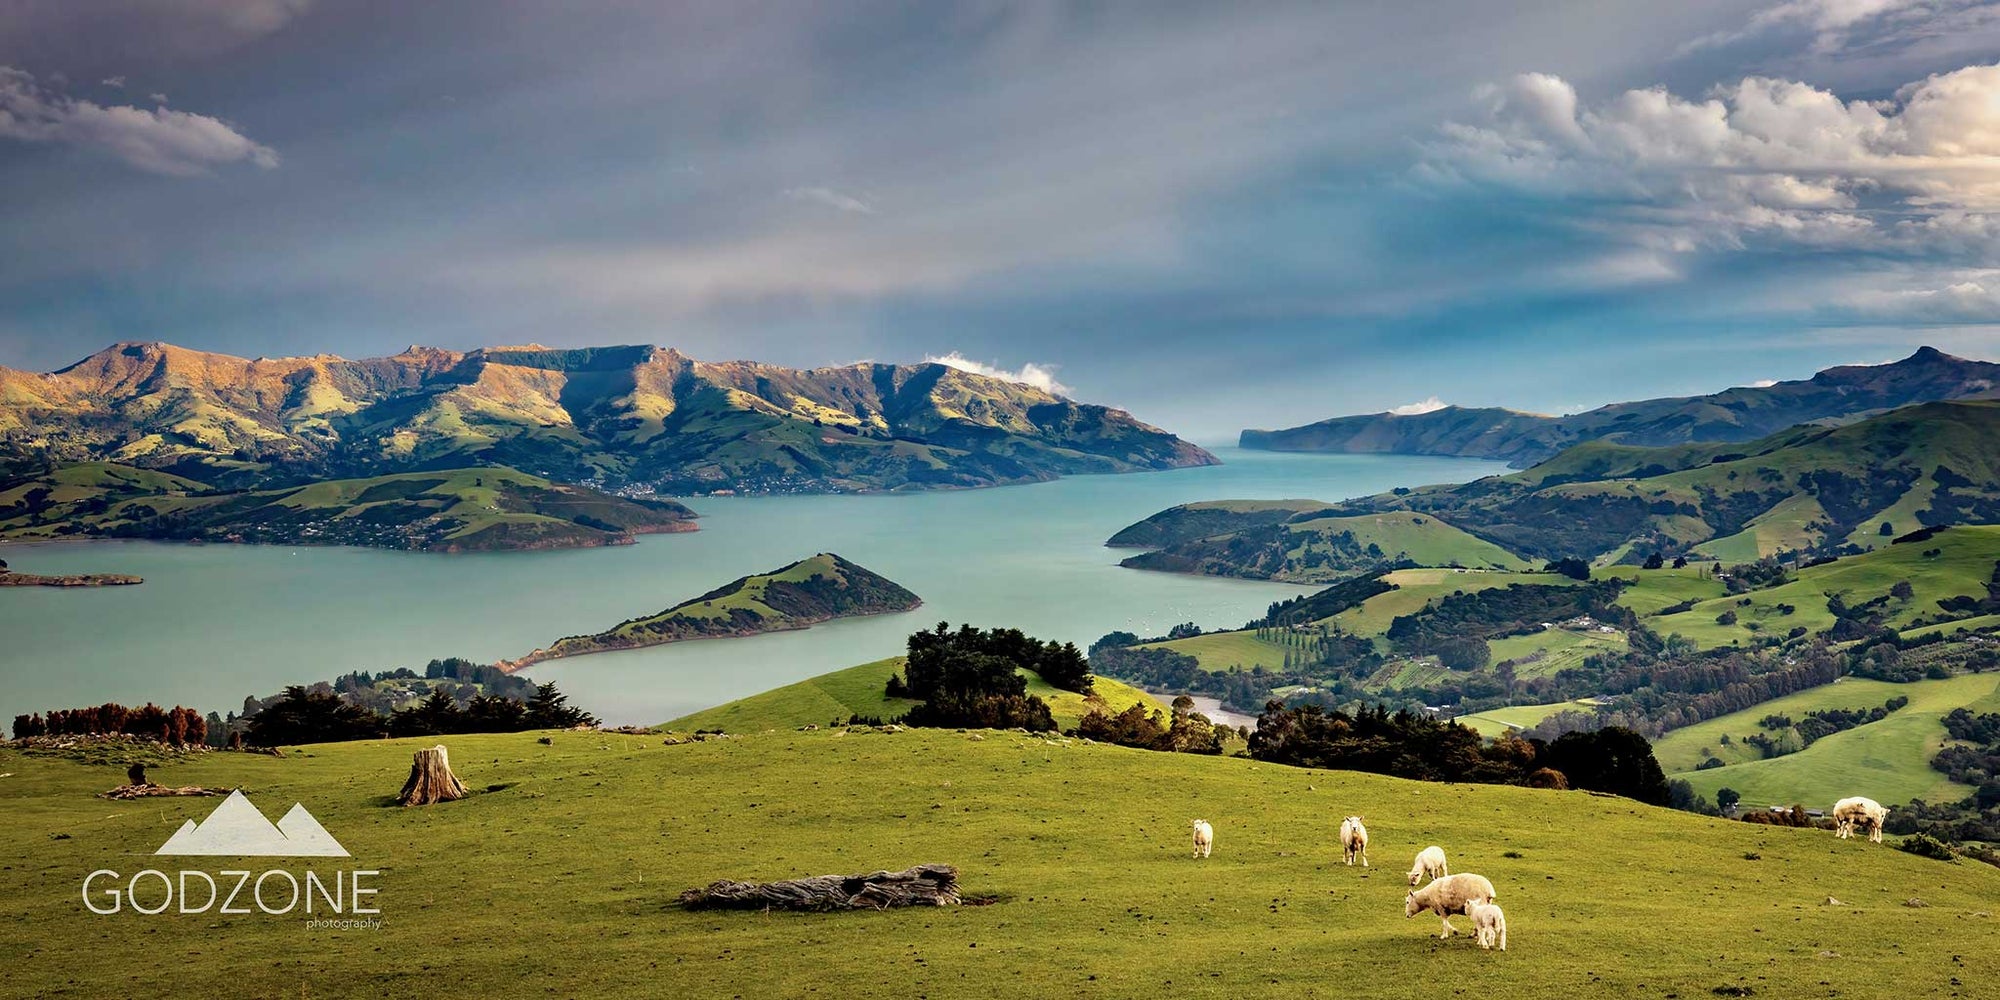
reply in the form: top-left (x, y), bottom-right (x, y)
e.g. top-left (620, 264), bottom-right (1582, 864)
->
top-left (0, 449), bottom-right (1508, 727)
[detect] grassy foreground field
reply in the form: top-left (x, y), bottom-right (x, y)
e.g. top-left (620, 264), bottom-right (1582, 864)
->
top-left (2, 730), bottom-right (1995, 999)
top-left (1667, 673), bottom-right (2000, 808)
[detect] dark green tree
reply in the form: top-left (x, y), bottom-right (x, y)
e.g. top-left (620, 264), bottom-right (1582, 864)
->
top-left (246, 686), bottom-right (381, 745)
top-left (525, 682), bottom-right (598, 729)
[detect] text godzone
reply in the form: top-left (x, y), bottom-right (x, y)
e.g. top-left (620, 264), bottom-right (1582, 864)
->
top-left (83, 869), bottom-right (380, 915)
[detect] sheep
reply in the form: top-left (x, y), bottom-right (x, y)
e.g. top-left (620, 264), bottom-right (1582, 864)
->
top-left (1407, 845), bottom-right (1448, 886)
top-left (1191, 819), bottom-right (1213, 859)
top-left (1339, 816), bottom-right (1369, 867)
top-left (1466, 898), bottom-right (1508, 951)
top-left (1404, 872), bottom-right (1497, 939)
top-left (1833, 796), bottom-right (1889, 843)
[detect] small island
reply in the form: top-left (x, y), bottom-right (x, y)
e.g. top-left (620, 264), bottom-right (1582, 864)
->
top-left (506, 553), bottom-right (921, 668)
top-left (0, 562), bottom-right (143, 588)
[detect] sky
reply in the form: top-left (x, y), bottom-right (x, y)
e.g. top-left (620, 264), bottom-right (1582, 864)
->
top-left (3, 1), bottom-right (2000, 441)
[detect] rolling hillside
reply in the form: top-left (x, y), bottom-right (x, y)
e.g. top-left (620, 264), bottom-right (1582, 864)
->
top-left (1112, 524), bottom-right (2000, 753)
top-left (2, 729), bottom-right (1994, 999)
top-left (1144, 400), bottom-right (2000, 567)
top-left (0, 341), bottom-right (1214, 492)
top-left (516, 554), bottom-right (921, 665)
top-left (1664, 673), bottom-right (2000, 809)
top-left (1455, 700), bottom-right (1600, 737)
top-left (1242, 346), bottom-right (2000, 466)
top-left (0, 463), bottom-right (695, 551)
top-left (1634, 524), bottom-right (2000, 649)
top-left (666, 656), bottom-right (1161, 732)
top-left (1130, 567), bottom-right (1587, 668)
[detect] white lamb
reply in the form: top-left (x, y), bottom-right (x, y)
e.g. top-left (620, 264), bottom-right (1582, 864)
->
top-left (1404, 872), bottom-right (1497, 939)
top-left (1191, 819), bottom-right (1213, 859)
top-left (1833, 796), bottom-right (1889, 843)
top-left (1407, 845), bottom-right (1448, 886)
top-left (1466, 898), bottom-right (1508, 951)
top-left (1340, 815), bottom-right (1369, 867)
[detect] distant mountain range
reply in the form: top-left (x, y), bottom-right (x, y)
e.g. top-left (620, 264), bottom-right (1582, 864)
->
top-left (0, 342), bottom-right (1214, 493)
top-left (1240, 347), bottom-right (2000, 466)
top-left (1119, 399), bottom-right (2000, 571)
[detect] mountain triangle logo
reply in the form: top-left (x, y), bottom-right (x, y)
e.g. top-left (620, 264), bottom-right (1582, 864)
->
top-left (154, 790), bottom-right (350, 857)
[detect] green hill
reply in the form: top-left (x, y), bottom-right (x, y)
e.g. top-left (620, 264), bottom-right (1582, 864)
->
top-left (0, 463), bottom-right (696, 552)
top-left (1167, 400), bottom-right (2000, 568)
top-left (1129, 567), bottom-right (1600, 684)
top-left (1455, 700), bottom-right (1600, 737)
top-left (1116, 510), bottom-right (1534, 583)
top-left (3, 729), bottom-right (1994, 998)
top-left (519, 554), bottom-right (921, 665)
top-left (1346, 400), bottom-right (2000, 563)
top-left (666, 656), bottom-right (1162, 732)
top-left (1104, 499), bottom-right (1330, 549)
top-left (1662, 673), bottom-right (2000, 808)
top-left (1242, 346), bottom-right (2000, 466)
top-left (1628, 524), bottom-right (2000, 649)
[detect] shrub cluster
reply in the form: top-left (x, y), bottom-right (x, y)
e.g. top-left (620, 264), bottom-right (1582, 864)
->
top-left (1247, 702), bottom-right (1670, 805)
top-left (888, 623), bottom-right (1075, 731)
top-left (242, 682), bottom-right (595, 746)
top-left (1073, 695), bottom-right (1226, 755)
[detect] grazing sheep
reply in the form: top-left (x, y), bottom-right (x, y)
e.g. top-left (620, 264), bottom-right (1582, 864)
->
top-left (1407, 845), bottom-right (1448, 886)
top-left (1339, 816), bottom-right (1369, 867)
top-left (1191, 819), bottom-right (1213, 859)
top-left (1833, 796), bottom-right (1889, 843)
top-left (1466, 898), bottom-right (1508, 951)
top-left (1404, 873), bottom-right (1497, 939)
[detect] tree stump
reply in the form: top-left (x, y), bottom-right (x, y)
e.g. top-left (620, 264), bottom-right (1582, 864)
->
top-left (679, 864), bottom-right (960, 911)
top-left (396, 745), bottom-right (468, 806)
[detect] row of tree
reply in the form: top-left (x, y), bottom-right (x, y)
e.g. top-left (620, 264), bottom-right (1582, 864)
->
top-left (243, 682), bottom-right (596, 746)
top-left (1247, 702), bottom-right (1671, 805)
top-left (13, 703), bottom-right (208, 745)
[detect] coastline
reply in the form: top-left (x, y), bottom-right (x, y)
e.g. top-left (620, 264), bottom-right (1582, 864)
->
top-left (0, 572), bottom-right (143, 588)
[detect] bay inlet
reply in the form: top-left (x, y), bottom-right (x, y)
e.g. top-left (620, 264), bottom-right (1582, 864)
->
top-left (0, 450), bottom-right (1508, 727)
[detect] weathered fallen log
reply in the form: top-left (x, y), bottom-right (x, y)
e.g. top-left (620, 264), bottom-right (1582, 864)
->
top-left (99, 783), bottom-right (231, 800)
top-left (679, 864), bottom-right (961, 911)
top-left (396, 744), bottom-right (468, 806)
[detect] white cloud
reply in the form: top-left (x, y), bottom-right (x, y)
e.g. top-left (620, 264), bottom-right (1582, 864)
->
top-left (783, 186), bottom-right (874, 214)
top-left (1749, 378), bottom-right (1781, 387)
top-left (1682, 0), bottom-right (1927, 54)
top-left (149, 93), bottom-right (168, 105)
top-left (924, 351), bottom-right (1071, 396)
top-left (1422, 62), bottom-right (2000, 259)
top-left (1835, 270), bottom-right (2000, 319)
top-left (0, 66), bottom-right (277, 175)
top-left (100, 75), bottom-right (126, 88)
top-left (1387, 396), bottom-right (1448, 415)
